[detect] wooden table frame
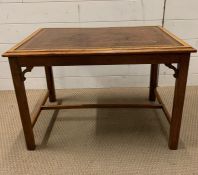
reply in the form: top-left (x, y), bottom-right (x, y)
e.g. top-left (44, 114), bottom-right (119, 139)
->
top-left (3, 26), bottom-right (196, 150)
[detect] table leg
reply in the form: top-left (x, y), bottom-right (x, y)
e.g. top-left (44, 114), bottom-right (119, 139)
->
top-left (45, 66), bottom-right (56, 102)
top-left (9, 58), bottom-right (36, 150)
top-left (169, 57), bottom-right (190, 150)
top-left (149, 64), bottom-right (159, 101)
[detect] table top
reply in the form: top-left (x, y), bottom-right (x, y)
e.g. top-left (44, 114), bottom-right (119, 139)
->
top-left (3, 26), bottom-right (196, 57)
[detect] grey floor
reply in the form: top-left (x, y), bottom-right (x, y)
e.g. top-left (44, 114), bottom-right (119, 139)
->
top-left (1, 87), bottom-right (198, 175)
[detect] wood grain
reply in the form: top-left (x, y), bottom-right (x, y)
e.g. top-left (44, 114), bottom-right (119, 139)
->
top-left (41, 103), bottom-right (162, 110)
top-left (2, 26), bottom-right (196, 57)
top-left (4, 26), bottom-right (197, 150)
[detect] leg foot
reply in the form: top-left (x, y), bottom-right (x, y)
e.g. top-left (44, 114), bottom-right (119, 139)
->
top-left (9, 58), bottom-right (36, 150)
top-left (168, 56), bottom-right (190, 150)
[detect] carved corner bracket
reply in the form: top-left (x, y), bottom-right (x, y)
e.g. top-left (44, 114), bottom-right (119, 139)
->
top-left (21, 66), bottom-right (33, 81)
top-left (164, 64), bottom-right (178, 78)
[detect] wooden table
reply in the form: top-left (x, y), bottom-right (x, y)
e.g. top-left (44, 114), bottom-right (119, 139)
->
top-left (2, 26), bottom-right (196, 150)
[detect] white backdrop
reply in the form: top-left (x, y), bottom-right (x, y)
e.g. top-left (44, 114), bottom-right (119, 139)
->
top-left (0, 0), bottom-right (198, 90)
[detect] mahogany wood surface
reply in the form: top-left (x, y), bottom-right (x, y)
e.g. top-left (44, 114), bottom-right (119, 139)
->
top-left (3, 26), bottom-right (196, 57)
top-left (8, 59), bottom-right (36, 150)
top-left (149, 64), bottom-right (159, 101)
top-left (155, 89), bottom-right (171, 124)
top-left (41, 103), bottom-right (163, 110)
top-left (31, 91), bottom-right (49, 127)
top-left (45, 66), bottom-right (56, 102)
top-left (2, 26), bottom-right (197, 150)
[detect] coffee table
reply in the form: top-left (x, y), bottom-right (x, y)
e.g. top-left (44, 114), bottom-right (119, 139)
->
top-left (2, 26), bottom-right (196, 150)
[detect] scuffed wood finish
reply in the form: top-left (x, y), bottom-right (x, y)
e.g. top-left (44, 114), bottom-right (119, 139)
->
top-left (2, 26), bottom-right (197, 150)
top-left (2, 26), bottom-right (196, 57)
top-left (41, 103), bottom-right (163, 110)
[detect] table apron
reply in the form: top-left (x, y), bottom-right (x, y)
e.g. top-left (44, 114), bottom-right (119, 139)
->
top-left (13, 53), bottom-right (190, 67)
